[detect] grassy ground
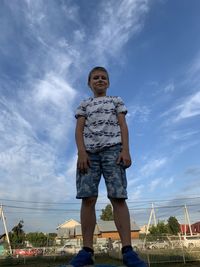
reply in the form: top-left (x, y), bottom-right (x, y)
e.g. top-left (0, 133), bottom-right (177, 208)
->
top-left (0, 255), bottom-right (200, 267)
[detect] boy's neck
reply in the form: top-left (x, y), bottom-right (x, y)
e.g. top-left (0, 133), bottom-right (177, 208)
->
top-left (93, 94), bottom-right (107, 98)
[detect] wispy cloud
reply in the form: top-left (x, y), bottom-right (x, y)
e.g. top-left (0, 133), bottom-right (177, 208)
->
top-left (163, 176), bottom-right (174, 188)
top-left (127, 104), bottom-right (151, 122)
top-left (91, 0), bottom-right (150, 61)
top-left (184, 166), bottom-right (200, 177)
top-left (163, 82), bottom-right (175, 93)
top-left (186, 51), bottom-right (200, 88)
top-left (170, 129), bottom-right (199, 141)
top-left (140, 158), bottom-right (167, 177)
top-left (128, 185), bottom-right (144, 200)
top-left (0, 0), bottom-right (152, 206)
top-left (149, 178), bottom-right (162, 192)
top-left (160, 51), bottom-right (200, 125)
top-left (1, 0), bottom-right (199, 231)
top-left (174, 91), bottom-right (200, 122)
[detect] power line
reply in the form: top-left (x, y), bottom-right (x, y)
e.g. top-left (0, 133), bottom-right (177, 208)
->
top-left (1, 195), bottom-right (200, 205)
top-left (2, 203), bottom-right (200, 213)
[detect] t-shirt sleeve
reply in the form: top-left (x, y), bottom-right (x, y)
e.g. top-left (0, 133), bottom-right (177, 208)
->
top-left (114, 96), bottom-right (128, 115)
top-left (75, 100), bottom-right (87, 119)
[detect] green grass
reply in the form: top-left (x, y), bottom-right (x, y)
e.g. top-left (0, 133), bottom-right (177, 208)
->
top-left (0, 255), bottom-right (200, 267)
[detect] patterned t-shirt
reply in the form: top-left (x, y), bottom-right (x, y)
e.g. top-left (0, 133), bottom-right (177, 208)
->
top-left (75, 96), bottom-right (127, 152)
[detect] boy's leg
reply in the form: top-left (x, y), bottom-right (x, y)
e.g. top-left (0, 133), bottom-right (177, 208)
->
top-left (110, 198), bottom-right (131, 246)
top-left (69, 197), bottom-right (96, 266)
top-left (111, 198), bottom-right (148, 267)
top-left (81, 197), bottom-right (97, 249)
top-left (76, 151), bottom-right (101, 249)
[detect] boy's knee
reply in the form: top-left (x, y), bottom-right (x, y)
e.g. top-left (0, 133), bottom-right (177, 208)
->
top-left (82, 197), bottom-right (97, 207)
top-left (110, 198), bottom-right (126, 207)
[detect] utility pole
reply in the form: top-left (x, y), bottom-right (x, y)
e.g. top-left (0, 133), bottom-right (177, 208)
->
top-left (184, 204), bottom-right (193, 236)
top-left (146, 203), bottom-right (157, 231)
top-left (143, 203), bottom-right (157, 248)
top-left (0, 204), bottom-right (12, 254)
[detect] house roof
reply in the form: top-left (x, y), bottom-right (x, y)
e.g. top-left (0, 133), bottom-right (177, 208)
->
top-left (75, 225), bottom-right (100, 236)
top-left (97, 220), bottom-right (140, 232)
top-left (192, 221), bottom-right (200, 225)
top-left (57, 218), bottom-right (80, 229)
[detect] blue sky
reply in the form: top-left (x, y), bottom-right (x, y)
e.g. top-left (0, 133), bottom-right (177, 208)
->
top-left (0, 0), bottom-right (200, 233)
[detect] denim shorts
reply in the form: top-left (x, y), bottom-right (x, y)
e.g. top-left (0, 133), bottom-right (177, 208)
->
top-left (76, 144), bottom-right (127, 199)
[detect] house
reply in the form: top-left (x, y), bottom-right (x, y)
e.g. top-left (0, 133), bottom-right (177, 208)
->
top-left (56, 219), bottom-right (81, 243)
top-left (56, 219), bottom-right (140, 242)
top-left (96, 220), bottom-right (140, 240)
top-left (139, 225), bottom-right (150, 234)
top-left (180, 224), bottom-right (190, 235)
top-left (191, 222), bottom-right (200, 234)
top-left (75, 224), bottom-right (100, 239)
top-left (180, 222), bottom-right (200, 235)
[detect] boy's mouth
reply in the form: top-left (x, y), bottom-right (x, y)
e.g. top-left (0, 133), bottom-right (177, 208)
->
top-left (96, 83), bottom-right (105, 86)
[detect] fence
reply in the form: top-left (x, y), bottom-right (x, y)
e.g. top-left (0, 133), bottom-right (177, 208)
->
top-left (109, 235), bottom-right (200, 265)
top-left (0, 236), bottom-right (200, 266)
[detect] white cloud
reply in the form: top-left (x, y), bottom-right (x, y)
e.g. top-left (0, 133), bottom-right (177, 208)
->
top-left (163, 177), bottom-right (174, 188)
top-left (34, 73), bottom-right (76, 106)
top-left (187, 52), bottom-right (200, 87)
top-left (170, 130), bottom-right (199, 141)
top-left (0, 73), bottom-right (77, 202)
top-left (160, 91), bottom-right (200, 128)
top-left (174, 91), bottom-right (200, 122)
top-left (140, 158), bottom-right (167, 177)
top-left (127, 105), bottom-right (151, 122)
top-left (137, 175), bottom-right (173, 194)
top-left (163, 82), bottom-right (175, 93)
top-left (0, 0), bottom-right (151, 207)
top-left (91, 0), bottom-right (149, 60)
top-left (149, 178), bottom-right (162, 192)
top-left (24, 74), bottom-right (77, 147)
top-left (128, 185), bottom-right (144, 200)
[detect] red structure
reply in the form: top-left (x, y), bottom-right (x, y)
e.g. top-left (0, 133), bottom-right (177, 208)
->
top-left (180, 224), bottom-right (190, 234)
top-left (191, 221), bottom-right (200, 234)
top-left (180, 222), bottom-right (200, 235)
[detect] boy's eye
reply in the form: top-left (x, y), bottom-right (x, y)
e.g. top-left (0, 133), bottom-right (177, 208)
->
top-left (93, 75), bottom-right (107, 80)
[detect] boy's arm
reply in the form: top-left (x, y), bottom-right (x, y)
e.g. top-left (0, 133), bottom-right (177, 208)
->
top-left (117, 113), bottom-right (132, 168)
top-left (75, 116), bottom-right (90, 172)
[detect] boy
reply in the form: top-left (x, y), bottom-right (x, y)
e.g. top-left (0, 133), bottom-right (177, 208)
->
top-left (69, 67), bottom-right (147, 267)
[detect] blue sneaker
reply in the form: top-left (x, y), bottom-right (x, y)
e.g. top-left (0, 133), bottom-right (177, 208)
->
top-left (69, 249), bottom-right (94, 267)
top-left (123, 249), bottom-right (148, 267)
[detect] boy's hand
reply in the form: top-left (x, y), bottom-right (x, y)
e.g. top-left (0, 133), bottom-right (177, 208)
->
top-left (117, 149), bottom-right (132, 168)
top-left (77, 150), bottom-right (90, 173)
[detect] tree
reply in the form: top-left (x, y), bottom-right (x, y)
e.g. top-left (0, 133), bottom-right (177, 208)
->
top-left (100, 204), bottom-right (114, 221)
top-left (9, 220), bottom-right (25, 248)
top-left (167, 216), bottom-right (180, 235)
top-left (26, 232), bottom-right (48, 247)
top-left (149, 221), bottom-right (168, 239)
top-left (48, 233), bottom-right (57, 246)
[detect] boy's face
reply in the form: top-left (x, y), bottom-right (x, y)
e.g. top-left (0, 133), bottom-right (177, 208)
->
top-left (89, 70), bottom-right (109, 97)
